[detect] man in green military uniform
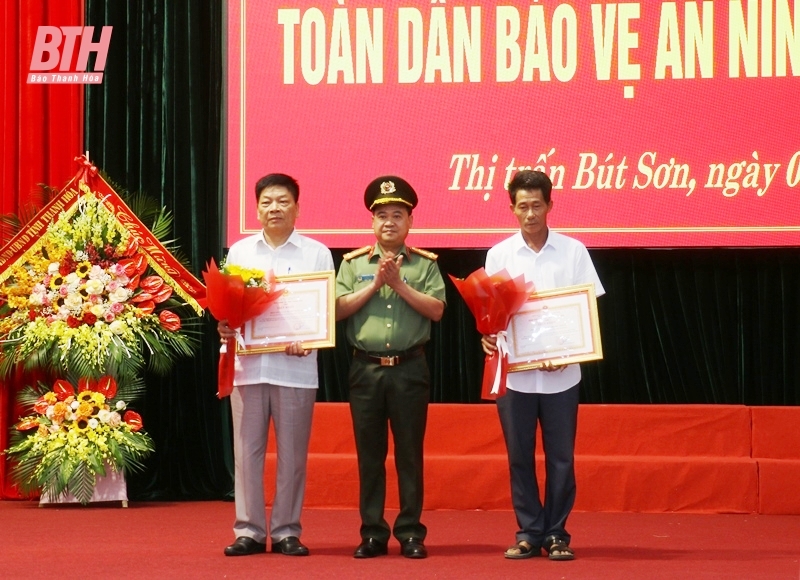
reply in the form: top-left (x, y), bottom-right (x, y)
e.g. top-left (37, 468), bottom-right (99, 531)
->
top-left (336, 175), bottom-right (446, 560)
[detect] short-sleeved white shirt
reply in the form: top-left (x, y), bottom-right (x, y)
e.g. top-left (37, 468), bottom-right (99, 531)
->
top-left (224, 229), bottom-right (334, 389)
top-left (485, 230), bottom-right (605, 394)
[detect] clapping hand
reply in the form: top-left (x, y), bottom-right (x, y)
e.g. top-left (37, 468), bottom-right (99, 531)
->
top-left (379, 252), bottom-right (404, 290)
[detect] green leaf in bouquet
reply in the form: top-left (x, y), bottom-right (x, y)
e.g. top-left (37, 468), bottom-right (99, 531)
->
top-left (58, 456), bottom-right (77, 488)
top-left (69, 462), bottom-right (96, 505)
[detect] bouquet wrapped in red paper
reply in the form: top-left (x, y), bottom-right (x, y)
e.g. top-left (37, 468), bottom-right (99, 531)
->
top-left (449, 268), bottom-right (534, 399)
top-left (199, 259), bottom-right (284, 398)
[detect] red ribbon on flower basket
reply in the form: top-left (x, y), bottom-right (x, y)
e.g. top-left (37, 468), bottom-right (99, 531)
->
top-left (449, 269), bottom-right (534, 400)
top-left (199, 259), bottom-right (284, 398)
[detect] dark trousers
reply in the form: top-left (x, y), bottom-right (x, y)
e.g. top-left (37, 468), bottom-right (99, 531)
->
top-left (496, 385), bottom-right (580, 547)
top-left (348, 355), bottom-right (430, 543)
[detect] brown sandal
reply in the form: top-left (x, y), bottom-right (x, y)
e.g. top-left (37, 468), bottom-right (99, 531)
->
top-left (504, 540), bottom-right (540, 559)
top-left (544, 536), bottom-right (574, 561)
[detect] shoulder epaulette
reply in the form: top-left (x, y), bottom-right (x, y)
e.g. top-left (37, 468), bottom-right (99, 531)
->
top-left (343, 245), bottom-right (372, 261)
top-left (409, 247), bottom-right (438, 261)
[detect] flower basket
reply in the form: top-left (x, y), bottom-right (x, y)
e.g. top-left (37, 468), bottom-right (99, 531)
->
top-left (0, 186), bottom-right (200, 381)
top-left (0, 155), bottom-right (206, 503)
top-left (5, 376), bottom-right (152, 505)
top-left (39, 463), bottom-right (128, 507)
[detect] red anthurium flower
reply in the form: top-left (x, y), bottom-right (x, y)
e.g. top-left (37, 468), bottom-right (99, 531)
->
top-left (53, 379), bottom-right (75, 401)
top-left (158, 310), bottom-right (181, 331)
top-left (152, 286), bottom-right (173, 304)
top-left (131, 292), bottom-right (153, 303)
top-left (126, 273), bottom-right (141, 290)
top-left (118, 258), bottom-right (138, 277)
top-left (124, 236), bottom-right (139, 257)
top-left (133, 254), bottom-right (148, 275)
top-left (95, 376), bottom-right (118, 399)
top-left (33, 398), bottom-right (50, 414)
top-left (139, 275), bottom-right (164, 293)
top-left (16, 418), bottom-right (40, 431)
top-left (78, 376), bottom-right (97, 393)
top-left (137, 300), bottom-right (155, 315)
top-left (123, 411), bottom-right (143, 432)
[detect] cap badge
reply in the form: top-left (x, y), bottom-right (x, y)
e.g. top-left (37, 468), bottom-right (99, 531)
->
top-left (380, 181), bottom-right (396, 195)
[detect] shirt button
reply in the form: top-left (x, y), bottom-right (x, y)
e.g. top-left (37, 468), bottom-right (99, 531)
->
top-left (386, 343), bottom-right (391, 348)
top-left (386, 323), bottom-right (392, 328)
top-left (387, 304), bottom-right (392, 309)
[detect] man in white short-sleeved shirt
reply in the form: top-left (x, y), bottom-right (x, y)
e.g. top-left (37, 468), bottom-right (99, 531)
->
top-left (218, 174), bottom-right (333, 557)
top-left (482, 170), bottom-right (604, 562)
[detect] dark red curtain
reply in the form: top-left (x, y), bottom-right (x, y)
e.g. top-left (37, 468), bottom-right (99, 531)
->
top-left (0, 0), bottom-right (83, 498)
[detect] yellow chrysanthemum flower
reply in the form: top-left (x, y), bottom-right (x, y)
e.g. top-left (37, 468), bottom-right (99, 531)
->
top-left (7, 296), bottom-right (29, 309)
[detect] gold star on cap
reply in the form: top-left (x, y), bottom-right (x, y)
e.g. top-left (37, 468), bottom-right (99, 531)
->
top-left (364, 175), bottom-right (418, 210)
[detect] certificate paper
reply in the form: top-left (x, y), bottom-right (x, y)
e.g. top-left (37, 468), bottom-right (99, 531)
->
top-left (507, 284), bottom-right (602, 372)
top-left (237, 270), bottom-right (335, 354)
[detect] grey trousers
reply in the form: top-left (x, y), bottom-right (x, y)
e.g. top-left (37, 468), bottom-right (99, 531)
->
top-left (230, 383), bottom-right (316, 543)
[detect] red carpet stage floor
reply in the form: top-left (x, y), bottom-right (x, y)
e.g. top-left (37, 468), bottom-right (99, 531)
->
top-left (1, 501), bottom-right (799, 579)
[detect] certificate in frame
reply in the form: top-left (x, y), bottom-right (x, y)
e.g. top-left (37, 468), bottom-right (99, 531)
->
top-left (507, 283), bottom-right (602, 372)
top-left (236, 270), bottom-right (335, 354)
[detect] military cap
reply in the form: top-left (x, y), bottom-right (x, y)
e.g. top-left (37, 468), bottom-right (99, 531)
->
top-left (364, 175), bottom-right (418, 211)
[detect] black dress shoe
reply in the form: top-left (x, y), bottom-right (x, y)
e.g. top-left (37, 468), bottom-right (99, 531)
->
top-left (401, 538), bottom-right (428, 559)
top-left (224, 537), bottom-right (267, 556)
top-left (271, 536), bottom-right (309, 556)
top-left (353, 538), bottom-right (388, 558)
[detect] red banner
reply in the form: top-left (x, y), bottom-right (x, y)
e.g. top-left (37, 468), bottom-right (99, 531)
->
top-left (226, 0), bottom-right (800, 248)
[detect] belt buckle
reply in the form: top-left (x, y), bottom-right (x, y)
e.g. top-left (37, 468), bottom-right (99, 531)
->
top-left (380, 355), bottom-right (398, 367)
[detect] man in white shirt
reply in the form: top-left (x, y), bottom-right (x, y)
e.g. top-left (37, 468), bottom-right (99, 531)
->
top-left (218, 174), bottom-right (334, 557)
top-left (482, 170), bottom-right (604, 562)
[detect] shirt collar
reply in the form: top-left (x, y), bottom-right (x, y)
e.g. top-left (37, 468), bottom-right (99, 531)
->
top-left (513, 229), bottom-right (554, 255)
top-left (256, 229), bottom-right (302, 250)
top-left (368, 243), bottom-right (410, 262)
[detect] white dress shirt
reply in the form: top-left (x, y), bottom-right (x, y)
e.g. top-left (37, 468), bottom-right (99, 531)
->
top-left (485, 230), bottom-right (605, 394)
top-left (224, 230), bottom-right (334, 389)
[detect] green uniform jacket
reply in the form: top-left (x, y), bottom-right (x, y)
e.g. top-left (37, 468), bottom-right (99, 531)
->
top-left (336, 244), bottom-right (446, 353)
